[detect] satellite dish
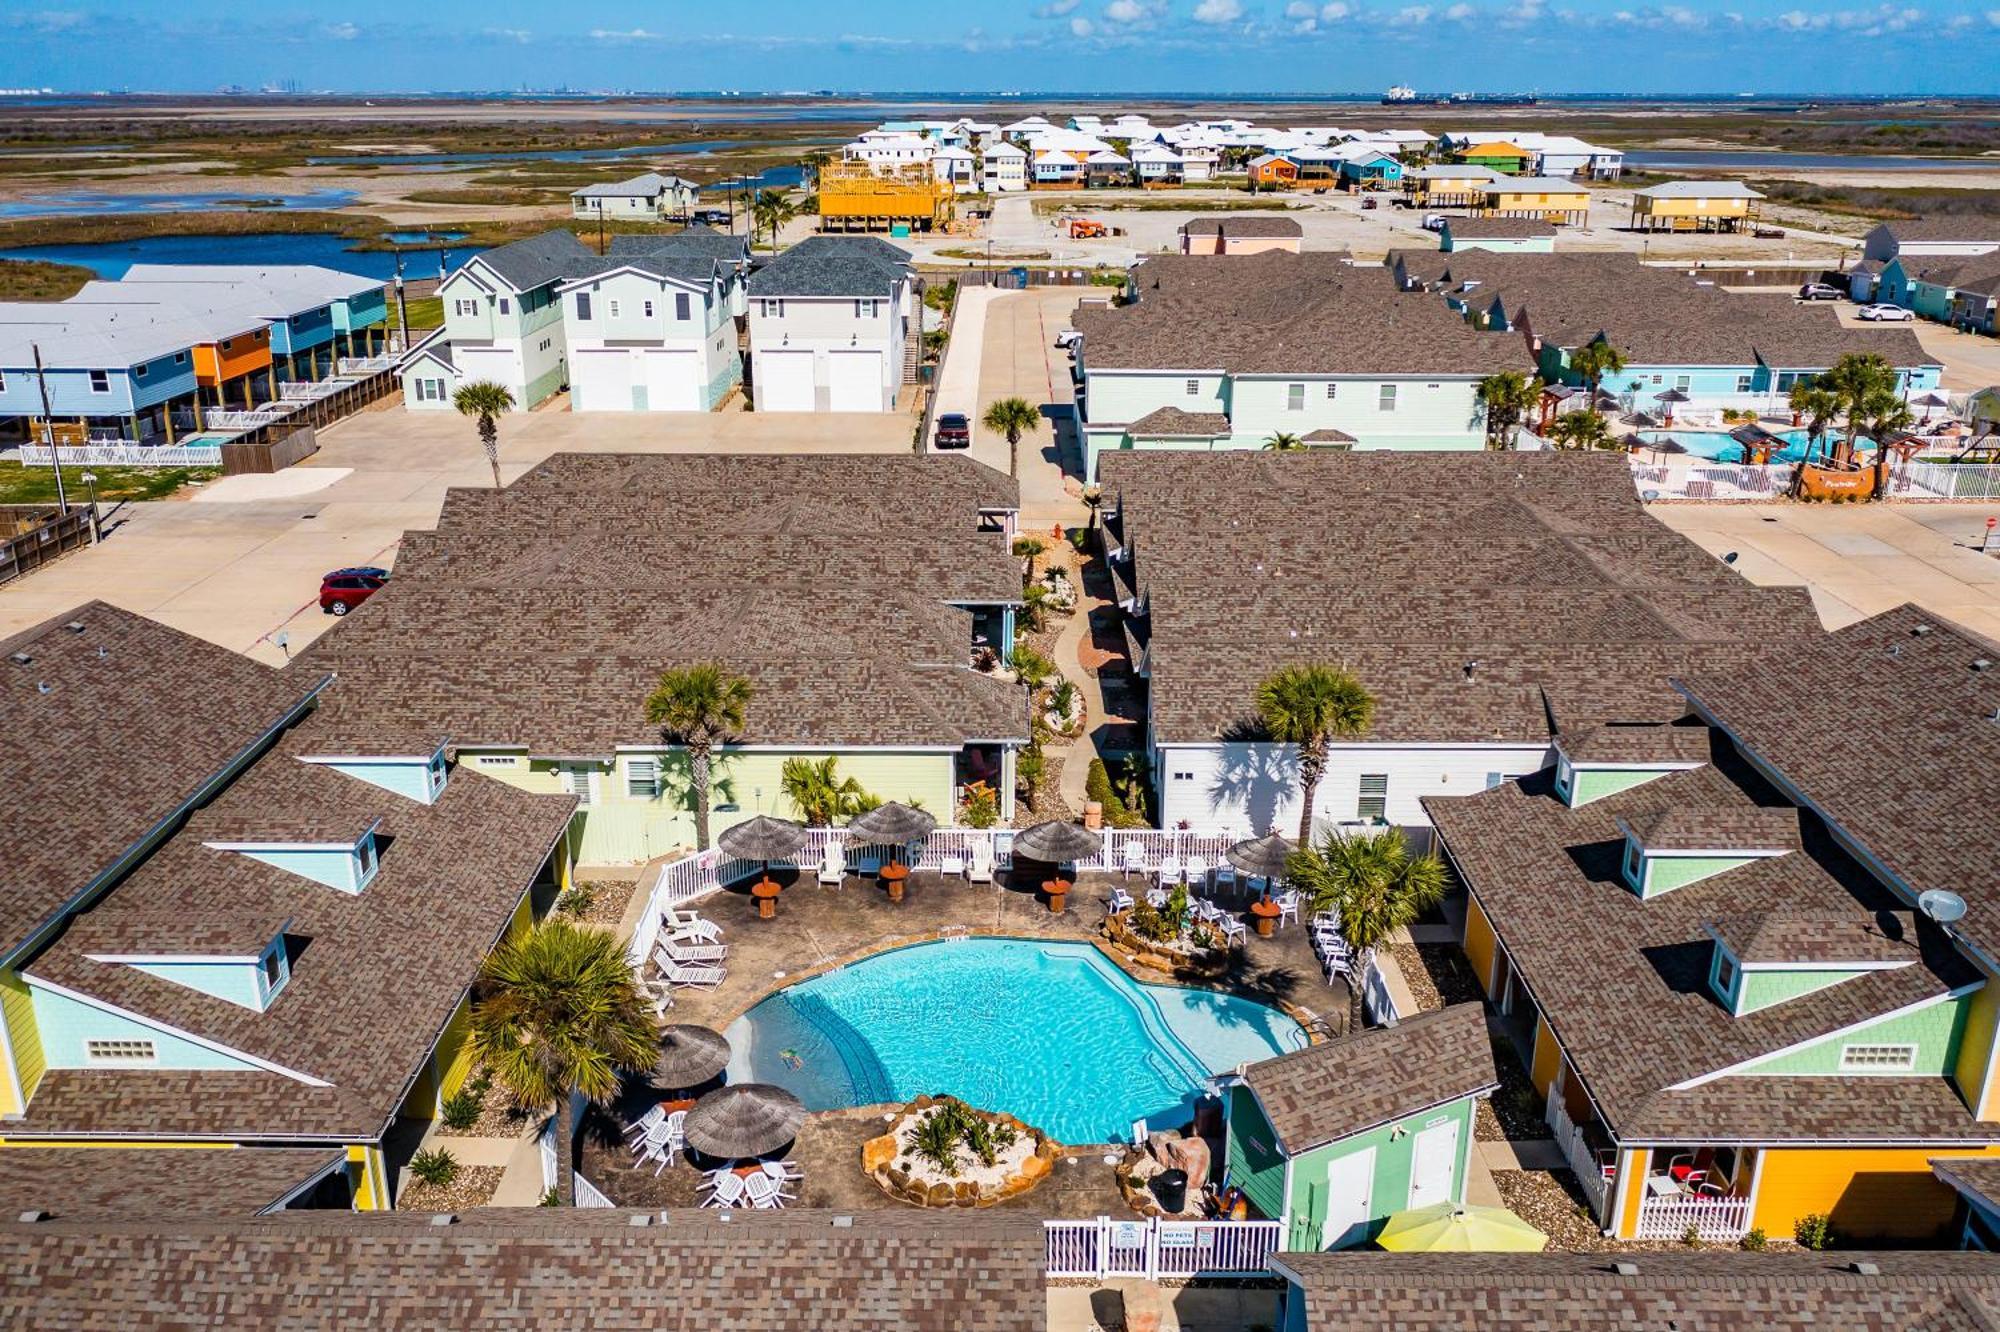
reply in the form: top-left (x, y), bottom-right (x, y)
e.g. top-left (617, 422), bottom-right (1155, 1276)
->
top-left (1918, 889), bottom-right (1967, 927)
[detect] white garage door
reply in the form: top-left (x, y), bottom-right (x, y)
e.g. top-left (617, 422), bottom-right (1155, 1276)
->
top-left (572, 349), bottom-right (635, 412)
top-left (642, 349), bottom-right (702, 412)
top-left (757, 350), bottom-right (815, 413)
top-left (454, 347), bottom-right (520, 402)
top-left (827, 350), bottom-right (884, 412)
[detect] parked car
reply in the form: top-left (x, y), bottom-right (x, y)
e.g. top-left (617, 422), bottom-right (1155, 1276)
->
top-left (320, 568), bottom-right (389, 616)
top-left (1053, 329), bottom-right (1083, 351)
top-left (1797, 282), bottom-right (1843, 302)
top-left (1421, 213), bottom-right (1446, 232)
top-left (933, 412), bottom-right (970, 450)
top-left (1858, 302), bottom-right (1915, 322)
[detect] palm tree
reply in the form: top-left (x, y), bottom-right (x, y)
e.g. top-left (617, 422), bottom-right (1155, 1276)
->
top-left (1254, 664), bottom-right (1375, 843)
top-left (1817, 352), bottom-right (1903, 468)
top-left (470, 919), bottom-right (657, 1205)
top-left (643, 664), bottom-right (754, 851)
top-left (452, 381), bottom-right (515, 488)
top-left (1081, 483), bottom-right (1104, 532)
top-left (1284, 827), bottom-right (1447, 1031)
top-left (748, 189), bottom-right (797, 252)
top-left (779, 755), bottom-right (874, 826)
top-left (1476, 370), bottom-right (1539, 449)
top-left (1545, 409), bottom-right (1614, 451)
top-left (1568, 339), bottom-right (1627, 410)
top-left (1262, 431), bottom-right (1305, 451)
top-left (983, 397), bottom-right (1041, 479)
top-left (1788, 381), bottom-right (1841, 465)
top-left (1862, 392), bottom-right (1915, 499)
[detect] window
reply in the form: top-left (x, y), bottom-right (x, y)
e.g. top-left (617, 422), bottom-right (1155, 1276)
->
top-left (1713, 951), bottom-right (1737, 997)
top-left (675, 293), bottom-right (690, 320)
top-left (1286, 383), bottom-right (1305, 411)
top-left (559, 765), bottom-right (594, 806)
top-left (1184, 378), bottom-right (1200, 396)
top-left (1840, 1043), bottom-right (1917, 1072)
top-left (627, 757), bottom-right (661, 799)
top-left (416, 377), bottom-right (445, 403)
top-left (85, 1039), bottom-right (156, 1065)
top-left (1377, 384), bottom-right (1397, 412)
top-left (1172, 770), bottom-right (1195, 782)
top-left (1357, 774), bottom-right (1388, 823)
top-left (357, 836), bottom-right (377, 878)
top-left (539, 337), bottom-right (551, 352)
top-left (498, 298), bottom-right (511, 314)
top-left (1325, 383), bottom-right (1338, 400)
top-left (1735, 374), bottom-right (1753, 393)
top-left (453, 299), bottom-right (478, 317)
top-left (575, 293), bottom-right (593, 321)
top-left (608, 300), bottom-right (621, 319)
top-left (135, 364), bottom-right (147, 379)
top-left (1484, 772), bottom-right (1505, 790)
top-left (642, 300), bottom-right (655, 319)
top-left (175, 351), bottom-right (187, 365)
top-left (0, 369), bottom-right (6, 391)
top-left (263, 950), bottom-right (283, 989)
top-left (855, 298), bottom-right (880, 319)
top-left (1674, 375), bottom-right (1691, 393)
top-left (1625, 840), bottom-right (1643, 886)
top-left (760, 299), bottom-right (785, 318)
top-left (88, 370), bottom-right (109, 393)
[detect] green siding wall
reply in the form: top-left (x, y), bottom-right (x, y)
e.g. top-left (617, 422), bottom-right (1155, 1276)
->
top-left (1226, 1085), bottom-right (1290, 1224)
top-left (1738, 968), bottom-right (1873, 1015)
top-left (1572, 767), bottom-right (1676, 806)
top-left (1729, 991), bottom-right (1974, 1078)
top-left (1284, 1097), bottom-right (1477, 1250)
top-left (1639, 852), bottom-right (1764, 898)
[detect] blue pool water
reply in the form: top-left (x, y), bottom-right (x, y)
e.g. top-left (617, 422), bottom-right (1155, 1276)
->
top-left (1636, 428), bottom-right (1868, 464)
top-left (726, 938), bottom-right (1306, 1144)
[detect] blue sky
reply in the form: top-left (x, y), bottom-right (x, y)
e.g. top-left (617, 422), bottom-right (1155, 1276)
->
top-left (4, 2), bottom-right (2000, 94)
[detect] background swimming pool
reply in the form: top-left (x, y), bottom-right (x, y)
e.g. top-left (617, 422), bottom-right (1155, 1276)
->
top-left (1637, 428), bottom-right (1872, 464)
top-left (725, 939), bottom-right (1307, 1143)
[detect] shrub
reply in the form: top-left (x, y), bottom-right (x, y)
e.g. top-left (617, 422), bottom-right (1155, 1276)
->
top-left (409, 1147), bottom-right (460, 1188)
top-left (1051, 679), bottom-right (1077, 722)
top-left (912, 1111), bottom-right (964, 1177)
top-left (440, 1088), bottom-right (483, 1132)
top-left (1009, 645), bottom-right (1056, 691)
top-left (1128, 899), bottom-right (1178, 944)
top-left (1163, 883), bottom-right (1193, 935)
top-left (1739, 1228), bottom-right (1767, 1252)
top-left (960, 781), bottom-right (1000, 829)
top-left (1794, 1213), bottom-right (1835, 1250)
top-left (1012, 535), bottom-right (1047, 561)
top-left (1086, 758), bottom-right (1149, 829)
top-left (1681, 1223), bottom-right (1702, 1248)
top-left (1016, 745), bottom-right (1047, 808)
top-left (554, 883), bottom-right (596, 919)
top-left (537, 1186), bottom-right (562, 1207)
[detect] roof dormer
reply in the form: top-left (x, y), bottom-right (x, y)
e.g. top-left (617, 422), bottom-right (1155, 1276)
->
top-left (1551, 724), bottom-right (1708, 808)
top-left (84, 915), bottom-right (296, 1013)
top-left (1614, 806), bottom-right (1798, 899)
top-left (205, 819), bottom-right (382, 894)
top-left (298, 737), bottom-right (449, 806)
top-left (1702, 911), bottom-right (1917, 1016)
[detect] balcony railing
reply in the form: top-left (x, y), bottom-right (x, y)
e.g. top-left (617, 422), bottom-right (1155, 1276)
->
top-left (1634, 1191), bottom-right (1752, 1241)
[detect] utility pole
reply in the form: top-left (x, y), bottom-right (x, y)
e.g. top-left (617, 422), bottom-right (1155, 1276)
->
top-left (31, 343), bottom-right (70, 515)
top-left (394, 256), bottom-right (410, 352)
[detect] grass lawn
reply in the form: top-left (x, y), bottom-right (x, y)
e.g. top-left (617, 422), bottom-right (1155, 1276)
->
top-left (396, 295), bottom-right (443, 331)
top-left (0, 464), bottom-right (220, 506)
top-left (0, 258), bottom-right (95, 301)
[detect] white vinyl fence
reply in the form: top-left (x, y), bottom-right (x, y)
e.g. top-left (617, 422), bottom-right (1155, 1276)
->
top-left (1634, 1193), bottom-right (1752, 1242)
top-left (1891, 459), bottom-right (2000, 501)
top-left (19, 443), bottom-right (224, 467)
top-left (1631, 461), bottom-right (1795, 502)
top-left (1044, 1216), bottom-right (1282, 1279)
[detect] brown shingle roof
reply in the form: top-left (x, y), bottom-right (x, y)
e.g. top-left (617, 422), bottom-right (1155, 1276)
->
top-left (1241, 1004), bottom-right (1496, 1153)
top-left (1099, 450), bottom-right (1821, 744)
top-left (1273, 1249), bottom-right (2000, 1330)
top-left (1706, 909), bottom-right (1920, 966)
top-left (0, 604), bottom-right (324, 960)
top-left (1935, 1155), bottom-right (2000, 1211)
top-left (0, 1147), bottom-right (341, 1221)
top-left (1081, 252), bottom-right (1531, 376)
top-left (1554, 721), bottom-right (1712, 765)
top-left (0, 1209), bottom-right (1048, 1331)
top-left (1127, 406), bottom-right (1230, 436)
top-left (1446, 217), bottom-right (1556, 238)
top-left (1678, 606), bottom-right (2000, 952)
top-left (1424, 752), bottom-right (1981, 1143)
top-left (21, 729), bottom-right (576, 1143)
top-left (1622, 805), bottom-right (1801, 853)
top-left (1181, 215), bottom-right (1304, 237)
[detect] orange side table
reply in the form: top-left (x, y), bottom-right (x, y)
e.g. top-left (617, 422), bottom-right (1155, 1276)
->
top-left (1044, 878), bottom-right (1072, 915)
top-left (751, 878), bottom-right (781, 920)
top-left (881, 862), bottom-right (909, 903)
top-left (1249, 898), bottom-right (1282, 938)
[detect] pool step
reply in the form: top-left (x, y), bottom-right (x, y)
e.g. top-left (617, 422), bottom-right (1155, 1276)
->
top-left (782, 991), bottom-right (897, 1105)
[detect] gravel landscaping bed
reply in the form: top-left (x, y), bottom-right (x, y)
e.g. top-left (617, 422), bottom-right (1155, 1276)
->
top-left (397, 1164), bottom-right (504, 1212)
top-left (1494, 1170), bottom-right (1690, 1253)
top-left (451, 1067), bottom-right (545, 1141)
top-left (1386, 940), bottom-right (1440, 1012)
top-left (557, 879), bottom-right (642, 930)
top-left (1481, 1034), bottom-right (1553, 1141)
top-left (1411, 942), bottom-right (1486, 1007)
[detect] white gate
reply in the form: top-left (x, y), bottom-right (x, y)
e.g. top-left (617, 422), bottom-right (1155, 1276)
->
top-left (1042, 1217), bottom-right (1282, 1279)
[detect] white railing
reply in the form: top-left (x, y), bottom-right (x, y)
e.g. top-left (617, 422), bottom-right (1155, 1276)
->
top-left (1359, 950), bottom-right (1399, 1026)
top-left (1546, 1087), bottom-right (1607, 1223)
top-left (205, 407), bottom-right (291, 429)
top-left (19, 443), bottom-right (224, 467)
top-left (1634, 1192), bottom-right (1751, 1242)
top-left (338, 355), bottom-right (398, 375)
top-left (573, 1171), bottom-right (615, 1208)
top-left (1892, 458), bottom-right (2000, 501)
top-left (1631, 461), bottom-right (1796, 502)
top-left (1044, 1216), bottom-right (1282, 1279)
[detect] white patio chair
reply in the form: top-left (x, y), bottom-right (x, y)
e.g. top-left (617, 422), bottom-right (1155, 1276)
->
top-left (701, 1171), bottom-right (747, 1208)
top-left (763, 1160), bottom-right (804, 1183)
top-left (817, 842), bottom-right (846, 887)
top-left (1212, 864), bottom-right (1238, 898)
top-left (1145, 886), bottom-right (1169, 909)
top-left (1156, 855), bottom-right (1183, 889)
top-left (666, 917), bottom-right (724, 945)
top-left (1108, 886), bottom-right (1135, 914)
top-left (661, 958), bottom-right (727, 990)
top-left (1215, 914), bottom-right (1247, 946)
top-left (968, 839), bottom-right (995, 884)
top-left (631, 1116), bottom-right (676, 1161)
top-left (656, 940), bottom-right (727, 969)
top-left (1275, 889), bottom-right (1302, 927)
top-left (1121, 841), bottom-right (1148, 879)
top-left (941, 851), bottom-right (968, 879)
top-left (625, 1104), bottom-right (666, 1142)
top-left (1185, 856), bottom-right (1210, 891)
top-left (744, 1170), bottom-right (790, 1209)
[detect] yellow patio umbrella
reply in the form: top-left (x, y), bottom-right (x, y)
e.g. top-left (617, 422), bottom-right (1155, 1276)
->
top-left (1374, 1202), bottom-right (1548, 1253)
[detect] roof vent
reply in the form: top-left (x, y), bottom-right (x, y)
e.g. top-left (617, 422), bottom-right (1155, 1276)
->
top-left (36, 682), bottom-right (50, 695)
top-left (428, 1213), bottom-right (457, 1227)
top-left (1849, 1261), bottom-right (1880, 1276)
top-left (1464, 659), bottom-right (1481, 681)
top-left (1612, 1260), bottom-right (1640, 1276)
top-left (1975, 659), bottom-right (1994, 672)
top-left (8, 652), bottom-right (29, 666)
top-left (63, 620), bottom-right (84, 634)
top-left (831, 1215), bottom-right (855, 1229)
top-left (1887, 643), bottom-right (1902, 658)
top-left (627, 1213), bottom-right (653, 1227)
top-left (15, 1210), bottom-right (48, 1224)
top-left (1913, 623), bottom-right (1933, 636)
top-left (96, 646), bottom-right (108, 660)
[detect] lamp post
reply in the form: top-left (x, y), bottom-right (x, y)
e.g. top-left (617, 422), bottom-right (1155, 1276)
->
top-left (78, 471), bottom-right (99, 540)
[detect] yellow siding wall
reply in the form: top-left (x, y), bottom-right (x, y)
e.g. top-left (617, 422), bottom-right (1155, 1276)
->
top-left (1956, 980), bottom-right (2000, 1120)
top-left (435, 999), bottom-right (477, 1104)
top-left (347, 1144), bottom-right (389, 1211)
top-left (1462, 895), bottom-right (1498, 998)
top-left (0, 974), bottom-right (45, 1115)
top-left (1616, 1148), bottom-right (1647, 1235)
top-left (1751, 1146), bottom-right (2000, 1243)
top-left (1530, 1014), bottom-right (1561, 1098)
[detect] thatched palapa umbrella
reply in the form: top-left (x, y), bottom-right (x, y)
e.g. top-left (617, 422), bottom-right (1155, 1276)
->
top-left (1226, 831), bottom-right (1297, 881)
top-left (717, 815), bottom-right (810, 881)
top-left (683, 1083), bottom-right (807, 1159)
top-left (1012, 820), bottom-right (1104, 865)
top-left (653, 1025), bottom-right (732, 1091)
top-left (845, 801), bottom-right (938, 865)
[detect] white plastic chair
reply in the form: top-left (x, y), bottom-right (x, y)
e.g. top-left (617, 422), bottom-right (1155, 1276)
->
top-left (1146, 886), bottom-right (1169, 909)
top-left (817, 842), bottom-right (846, 887)
top-left (625, 1104), bottom-right (666, 1142)
top-left (1121, 841), bottom-right (1147, 879)
top-left (701, 1171), bottom-right (747, 1208)
top-left (763, 1160), bottom-right (804, 1183)
top-left (941, 852), bottom-right (968, 878)
top-left (1275, 889), bottom-right (1302, 927)
top-left (1185, 855), bottom-right (1210, 891)
top-left (1215, 914), bottom-right (1247, 946)
top-left (968, 839), bottom-right (995, 884)
top-left (744, 1170), bottom-right (790, 1209)
top-left (1109, 886), bottom-right (1135, 913)
top-left (1156, 855), bottom-right (1183, 889)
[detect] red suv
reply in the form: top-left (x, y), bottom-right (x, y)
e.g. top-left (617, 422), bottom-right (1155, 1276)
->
top-left (319, 567), bottom-right (390, 616)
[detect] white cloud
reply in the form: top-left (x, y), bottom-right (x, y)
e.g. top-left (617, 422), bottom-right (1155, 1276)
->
top-left (484, 26), bottom-right (531, 41)
top-left (1070, 14), bottom-right (1096, 31)
top-left (323, 20), bottom-right (359, 39)
top-left (1039, 0), bottom-right (1081, 14)
top-left (3, 10), bottom-right (87, 32)
top-left (1193, 0), bottom-right (1243, 21)
top-left (590, 27), bottom-right (662, 40)
top-left (1104, 0), bottom-right (1147, 20)
top-left (1320, 1), bottom-right (1352, 18)
top-left (1444, 1), bottom-right (1475, 16)
top-left (1386, 5), bottom-right (1433, 24)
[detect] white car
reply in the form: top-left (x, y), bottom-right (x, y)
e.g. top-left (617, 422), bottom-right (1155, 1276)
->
top-left (1054, 329), bottom-right (1083, 351)
top-left (1858, 303), bottom-right (1915, 322)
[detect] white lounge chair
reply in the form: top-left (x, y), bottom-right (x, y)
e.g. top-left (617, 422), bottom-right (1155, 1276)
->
top-left (817, 842), bottom-right (846, 887)
top-left (666, 916), bottom-right (724, 945)
top-left (656, 942), bottom-right (728, 972)
top-left (968, 839), bottom-right (995, 883)
top-left (662, 904), bottom-right (705, 931)
top-left (1121, 841), bottom-right (1147, 879)
top-left (661, 958), bottom-right (727, 990)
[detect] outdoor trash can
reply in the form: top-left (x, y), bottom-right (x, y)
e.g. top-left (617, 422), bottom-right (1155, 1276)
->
top-left (1152, 1169), bottom-right (1188, 1214)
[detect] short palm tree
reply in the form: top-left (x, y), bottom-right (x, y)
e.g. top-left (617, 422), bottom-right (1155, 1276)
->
top-left (452, 381), bottom-right (515, 488)
top-left (643, 664), bottom-right (754, 851)
top-left (1285, 827), bottom-right (1448, 1031)
top-left (1262, 431), bottom-right (1304, 452)
top-left (1862, 393), bottom-right (1915, 498)
top-left (1546, 409), bottom-right (1614, 452)
top-left (983, 397), bottom-right (1041, 479)
top-left (1568, 339), bottom-right (1627, 409)
top-left (470, 919), bottom-right (657, 1205)
top-left (1081, 483), bottom-right (1104, 532)
top-left (779, 755), bottom-right (874, 826)
top-left (749, 189), bottom-right (797, 251)
top-left (1255, 665), bottom-right (1374, 843)
top-left (1788, 381), bottom-right (1841, 465)
top-left (1476, 370), bottom-right (1539, 449)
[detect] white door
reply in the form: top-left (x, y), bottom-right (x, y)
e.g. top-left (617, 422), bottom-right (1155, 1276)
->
top-left (1408, 1118), bottom-right (1460, 1210)
top-left (1320, 1147), bottom-right (1374, 1250)
top-left (571, 349), bottom-right (634, 413)
top-left (757, 350), bottom-right (815, 412)
top-left (827, 349), bottom-right (884, 412)
top-left (454, 346), bottom-right (521, 402)
top-left (642, 349), bottom-right (702, 412)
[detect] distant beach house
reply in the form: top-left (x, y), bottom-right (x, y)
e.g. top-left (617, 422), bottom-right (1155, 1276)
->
top-left (570, 174), bottom-right (699, 222)
top-left (1630, 182), bottom-right (1764, 234)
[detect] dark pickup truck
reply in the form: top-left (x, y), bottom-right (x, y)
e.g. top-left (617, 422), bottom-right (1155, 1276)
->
top-left (934, 412), bottom-right (970, 450)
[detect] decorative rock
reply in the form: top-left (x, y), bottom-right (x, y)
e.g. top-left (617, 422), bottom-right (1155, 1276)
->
top-left (861, 1134), bottom-right (899, 1174)
top-left (1162, 1135), bottom-right (1211, 1192)
top-left (1020, 1153), bottom-right (1051, 1182)
top-left (925, 1181), bottom-right (958, 1207)
top-left (863, 1095), bottom-right (1059, 1209)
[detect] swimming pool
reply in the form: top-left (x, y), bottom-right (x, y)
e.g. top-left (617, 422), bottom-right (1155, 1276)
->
top-left (725, 938), bottom-right (1307, 1143)
top-left (1636, 428), bottom-right (1861, 464)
